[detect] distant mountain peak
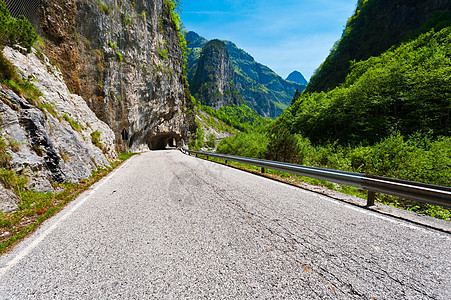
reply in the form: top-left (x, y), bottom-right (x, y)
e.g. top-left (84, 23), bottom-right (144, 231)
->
top-left (286, 71), bottom-right (308, 86)
top-left (190, 39), bottom-right (242, 110)
top-left (186, 31), bottom-right (306, 118)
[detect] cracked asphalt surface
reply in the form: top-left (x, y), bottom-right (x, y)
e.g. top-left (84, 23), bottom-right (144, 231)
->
top-left (1, 150), bottom-right (450, 299)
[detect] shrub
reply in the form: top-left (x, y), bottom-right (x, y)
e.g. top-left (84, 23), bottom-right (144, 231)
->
top-left (91, 130), bottom-right (102, 148)
top-left (217, 132), bottom-right (268, 159)
top-left (206, 134), bottom-right (216, 148)
top-left (0, 2), bottom-right (38, 54)
top-left (265, 121), bottom-right (301, 163)
top-left (63, 114), bottom-right (83, 133)
top-left (190, 127), bottom-right (205, 150)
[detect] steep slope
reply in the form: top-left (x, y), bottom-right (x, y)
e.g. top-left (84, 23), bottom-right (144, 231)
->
top-left (1, 47), bottom-right (116, 194)
top-left (288, 27), bottom-right (451, 145)
top-left (186, 31), bottom-right (306, 118)
top-left (190, 40), bottom-right (243, 109)
top-left (0, 0), bottom-right (196, 208)
top-left (185, 31), bottom-right (208, 83)
top-left (193, 106), bottom-right (237, 150)
top-left (15, 0), bottom-right (196, 151)
top-left (306, 0), bottom-right (451, 93)
top-left (286, 71), bottom-right (308, 86)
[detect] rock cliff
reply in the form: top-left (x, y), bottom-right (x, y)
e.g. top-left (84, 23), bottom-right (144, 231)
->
top-left (186, 31), bottom-right (306, 118)
top-left (35, 0), bottom-right (195, 151)
top-left (190, 40), bottom-right (243, 110)
top-left (1, 46), bottom-right (116, 195)
top-left (0, 0), bottom-right (196, 211)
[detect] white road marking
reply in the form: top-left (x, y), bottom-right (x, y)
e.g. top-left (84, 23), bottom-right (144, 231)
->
top-left (0, 156), bottom-right (135, 278)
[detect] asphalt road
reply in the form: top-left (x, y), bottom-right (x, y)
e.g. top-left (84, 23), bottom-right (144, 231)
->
top-left (1, 150), bottom-right (450, 299)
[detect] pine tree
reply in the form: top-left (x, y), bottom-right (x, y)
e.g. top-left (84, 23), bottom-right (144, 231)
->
top-left (265, 121), bottom-right (300, 163)
top-left (291, 88), bottom-right (301, 105)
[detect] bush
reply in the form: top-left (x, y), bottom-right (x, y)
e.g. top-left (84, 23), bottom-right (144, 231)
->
top-left (217, 132), bottom-right (268, 159)
top-left (291, 28), bottom-right (451, 145)
top-left (206, 134), bottom-right (216, 148)
top-left (91, 130), bottom-right (102, 147)
top-left (265, 121), bottom-right (301, 163)
top-left (0, 2), bottom-right (40, 101)
top-left (0, 2), bottom-right (38, 54)
top-left (189, 127), bottom-right (205, 150)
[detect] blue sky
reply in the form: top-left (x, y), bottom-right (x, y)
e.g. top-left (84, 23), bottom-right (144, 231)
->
top-left (179, 0), bottom-right (357, 81)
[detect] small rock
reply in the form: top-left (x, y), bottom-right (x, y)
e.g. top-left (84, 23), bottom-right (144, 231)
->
top-left (0, 183), bottom-right (20, 213)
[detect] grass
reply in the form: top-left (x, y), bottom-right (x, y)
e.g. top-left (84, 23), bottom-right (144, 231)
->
top-left (3, 77), bottom-right (43, 106)
top-left (158, 46), bottom-right (169, 60)
top-left (94, 0), bottom-right (111, 15)
top-left (91, 130), bottom-right (103, 150)
top-left (192, 154), bottom-right (451, 221)
top-left (0, 152), bottom-right (137, 255)
top-left (62, 114), bottom-right (83, 133)
top-left (41, 103), bottom-right (60, 120)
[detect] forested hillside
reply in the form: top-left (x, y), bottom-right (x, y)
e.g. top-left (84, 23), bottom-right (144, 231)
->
top-left (306, 0), bottom-right (451, 93)
top-left (217, 0), bottom-right (451, 219)
top-left (288, 28), bottom-right (450, 145)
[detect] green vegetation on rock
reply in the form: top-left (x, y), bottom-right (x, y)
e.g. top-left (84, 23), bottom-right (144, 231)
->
top-left (0, 2), bottom-right (37, 54)
top-left (0, 2), bottom-right (41, 105)
top-left (306, 0), bottom-right (451, 93)
top-left (164, 0), bottom-right (189, 78)
top-left (193, 97), bottom-right (270, 133)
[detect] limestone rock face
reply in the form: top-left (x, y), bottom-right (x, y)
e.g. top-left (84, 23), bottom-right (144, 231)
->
top-left (37, 0), bottom-right (195, 151)
top-left (0, 183), bottom-right (19, 213)
top-left (186, 31), bottom-right (306, 118)
top-left (190, 40), bottom-right (243, 110)
top-left (1, 47), bottom-right (116, 193)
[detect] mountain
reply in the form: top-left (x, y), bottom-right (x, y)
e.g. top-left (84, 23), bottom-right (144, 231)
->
top-left (190, 40), bottom-right (243, 109)
top-left (306, 0), bottom-right (451, 93)
top-left (186, 31), bottom-right (306, 118)
top-left (186, 31), bottom-right (208, 83)
top-left (0, 0), bottom-right (194, 199)
top-left (286, 71), bottom-right (308, 86)
top-left (36, 0), bottom-right (195, 151)
top-left (287, 1), bottom-right (451, 145)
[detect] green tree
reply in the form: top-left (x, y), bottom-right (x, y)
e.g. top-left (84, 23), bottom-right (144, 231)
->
top-left (291, 88), bottom-right (301, 105)
top-left (265, 121), bottom-right (301, 163)
top-left (0, 2), bottom-right (37, 53)
top-left (290, 28), bottom-right (451, 145)
top-left (206, 133), bottom-right (216, 148)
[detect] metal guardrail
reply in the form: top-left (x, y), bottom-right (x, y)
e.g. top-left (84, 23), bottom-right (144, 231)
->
top-left (181, 148), bottom-right (451, 208)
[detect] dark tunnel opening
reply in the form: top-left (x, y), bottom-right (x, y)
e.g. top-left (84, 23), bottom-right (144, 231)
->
top-left (147, 132), bottom-right (182, 150)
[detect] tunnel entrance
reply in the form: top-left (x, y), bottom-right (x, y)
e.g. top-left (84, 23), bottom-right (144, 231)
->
top-left (147, 132), bottom-right (181, 150)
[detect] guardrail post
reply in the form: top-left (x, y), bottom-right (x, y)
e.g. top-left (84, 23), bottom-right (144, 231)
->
top-left (261, 167), bottom-right (265, 173)
top-left (225, 160), bottom-right (228, 164)
top-left (367, 191), bottom-right (376, 207)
